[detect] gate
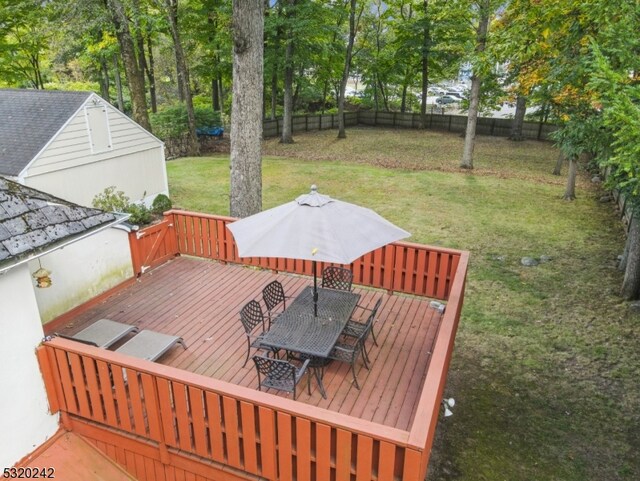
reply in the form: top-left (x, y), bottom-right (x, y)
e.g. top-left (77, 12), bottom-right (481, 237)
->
top-left (128, 217), bottom-right (178, 276)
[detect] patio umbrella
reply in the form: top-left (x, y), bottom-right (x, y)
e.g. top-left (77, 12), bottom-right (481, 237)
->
top-left (227, 185), bottom-right (410, 316)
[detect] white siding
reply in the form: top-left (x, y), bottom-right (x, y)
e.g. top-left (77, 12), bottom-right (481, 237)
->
top-left (28, 228), bottom-right (134, 323)
top-left (26, 99), bottom-right (162, 177)
top-left (0, 265), bottom-right (59, 467)
top-left (23, 147), bottom-right (168, 207)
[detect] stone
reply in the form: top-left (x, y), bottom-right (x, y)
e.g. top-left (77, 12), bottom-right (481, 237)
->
top-left (521, 257), bottom-right (539, 267)
top-left (591, 175), bottom-right (602, 183)
top-left (491, 255), bottom-right (506, 262)
top-left (539, 255), bottom-right (552, 263)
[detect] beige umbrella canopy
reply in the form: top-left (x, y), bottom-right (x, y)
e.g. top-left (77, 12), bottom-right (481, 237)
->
top-left (227, 185), bottom-right (410, 315)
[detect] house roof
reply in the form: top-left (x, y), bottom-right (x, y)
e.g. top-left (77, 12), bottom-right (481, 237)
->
top-left (0, 176), bottom-right (126, 271)
top-left (0, 89), bottom-right (92, 176)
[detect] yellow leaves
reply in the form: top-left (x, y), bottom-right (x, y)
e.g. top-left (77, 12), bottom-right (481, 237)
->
top-left (542, 27), bottom-right (551, 39)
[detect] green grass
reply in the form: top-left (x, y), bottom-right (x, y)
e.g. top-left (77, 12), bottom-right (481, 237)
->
top-left (167, 127), bottom-right (639, 481)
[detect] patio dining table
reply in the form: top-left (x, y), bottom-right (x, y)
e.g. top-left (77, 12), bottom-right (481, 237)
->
top-left (259, 286), bottom-right (361, 398)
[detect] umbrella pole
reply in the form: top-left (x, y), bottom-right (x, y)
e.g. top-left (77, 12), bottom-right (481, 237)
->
top-left (313, 261), bottom-right (318, 317)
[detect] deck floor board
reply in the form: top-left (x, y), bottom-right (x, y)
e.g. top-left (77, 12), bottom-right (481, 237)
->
top-left (59, 257), bottom-right (442, 431)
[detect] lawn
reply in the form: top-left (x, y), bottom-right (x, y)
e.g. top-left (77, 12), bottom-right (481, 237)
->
top-left (167, 127), bottom-right (638, 481)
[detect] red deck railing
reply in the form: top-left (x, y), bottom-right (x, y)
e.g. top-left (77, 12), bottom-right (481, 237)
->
top-left (129, 210), bottom-right (461, 301)
top-left (39, 210), bottom-right (468, 481)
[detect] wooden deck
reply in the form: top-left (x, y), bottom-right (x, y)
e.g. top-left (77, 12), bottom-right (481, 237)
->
top-left (58, 256), bottom-right (442, 431)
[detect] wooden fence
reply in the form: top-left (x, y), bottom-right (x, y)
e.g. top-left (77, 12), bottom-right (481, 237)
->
top-left (262, 110), bottom-right (556, 141)
top-left (130, 211), bottom-right (461, 301)
top-left (38, 338), bottom-right (424, 481)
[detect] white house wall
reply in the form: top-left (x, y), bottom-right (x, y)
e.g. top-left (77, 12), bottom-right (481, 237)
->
top-left (0, 264), bottom-right (59, 467)
top-left (28, 228), bottom-right (134, 324)
top-left (23, 98), bottom-right (168, 207)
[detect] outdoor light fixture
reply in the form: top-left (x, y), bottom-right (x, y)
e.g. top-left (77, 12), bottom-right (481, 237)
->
top-left (32, 260), bottom-right (52, 288)
top-left (442, 397), bottom-right (455, 417)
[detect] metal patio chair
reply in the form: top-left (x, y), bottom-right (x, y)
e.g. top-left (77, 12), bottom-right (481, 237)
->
top-left (57, 318), bottom-right (139, 348)
top-left (342, 298), bottom-right (383, 360)
top-left (262, 280), bottom-right (291, 328)
top-left (240, 300), bottom-right (270, 367)
top-left (252, 355), bottom-right (310, 400)
top-left (321, 266), bottom-right (353, 291)
top-left (327, 327), bottom-right (370, 390)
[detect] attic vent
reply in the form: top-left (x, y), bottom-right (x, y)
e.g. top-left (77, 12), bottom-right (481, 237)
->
top-left (84, 103), bottom-right (113, 154)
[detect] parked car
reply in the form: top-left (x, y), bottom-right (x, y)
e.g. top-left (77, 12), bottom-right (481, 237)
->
top-left (445, 91), bottom-right (466, 100)
top-left (436, 95), bottom-right (459, 105)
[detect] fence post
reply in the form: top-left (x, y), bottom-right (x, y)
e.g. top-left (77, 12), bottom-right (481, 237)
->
top-left (490, 118), bottom-right (496, 135)
top-left (305, 114), bottom-right (308, 132)
top-left (448, 115), bottom-right (452, 131)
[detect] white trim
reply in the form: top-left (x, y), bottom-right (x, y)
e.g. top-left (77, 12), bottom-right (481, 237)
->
top-left (0, 215), bottom-right (129, 275)
top-left (83, 100), bottom-right (114, 155)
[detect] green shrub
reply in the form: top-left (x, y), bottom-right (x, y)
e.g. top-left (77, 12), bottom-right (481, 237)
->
top-left (124, 203), bottom-right (153, 226)
top-left (150, 104), bottom-right (222, 140)
top-left (92, 186), bottom-right (130, 212)
top-left (151, 194), bottom-right (172, 215)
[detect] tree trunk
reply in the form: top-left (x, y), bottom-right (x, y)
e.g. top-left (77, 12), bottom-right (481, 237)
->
top-left (378, 77), bottom-right (389, 111)
top-left (230, 0), bottom-right (263, 218)
top-left (553, 152), bottom-right (564, 176)
top-left (146, 33), bottom-right (157, 113)
top-left (509, 95), bottom-right (527, 140)
top-left (212, 77), bottom-right (220, 111)
top-left (400, 83), bottom-right (407, 113)
top-left (563, 155), bottom-right (577, 200)
top-left (280, 0), bottom-right (295, 144)
top-left (337, 0), bottom-right (359, 139)
top-left (113, 54), bottom-right (125, 111)
top-left (164, 0), bottom-right (199, 156)
top-left (99, 57), bottom-right (110, 101)
top-left (460, 3), bottom-right (489, 170)
top-left (106, 0), bottom-right (151, 131)
top-left (621, 214), bottom-right (640, 300)
top-left (420, 0), bottom-right (430, 129)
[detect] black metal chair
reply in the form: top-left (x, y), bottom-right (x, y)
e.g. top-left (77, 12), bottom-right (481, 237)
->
top-left (322, 266), bottom-right (353, 291)
top-left (327, 327), bottom-right (369, 389)
top-left (252, 355), bottom-right (310, 400)
top-left (343, 298), bottom-right (383, 361)
top-left (262, 280), bottom-right (291, 328)
top-left (239, 300), bottom-right (269, 367)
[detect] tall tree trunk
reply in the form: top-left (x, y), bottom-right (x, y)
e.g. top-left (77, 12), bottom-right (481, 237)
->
top-left (460, 2), bottom-right (489, 169)
top-left (281, 10), bottom-right (295, 146)
top-left (509, 95), bottom-right (527, 140)
top-left (400, 82), bottom-right (408, 113)
top-left (131, 0), bottom-right (147, 94)
top-left (563, 155), bottom-right (577, 200)
top-left (230, 0), bottom-right (263, 218)
top-left (106, 0), bottom-right (151, 131)
top-left (164, 0), bottom-right (199, 156)
top-left (99, 57), bottom-right (110, 101)
top-left (337, 0), bottom-right (359, 139)
top-left (420, 0), bottom-right (430, 128)
top-left (378, 77), bottom-right (389, 111)
top-left (146, 33), bottom-right (157, 113)
top-left (113, 54), bottom-right (125, 111)
top-left (553, 152), bottom-right (564, 175)
top-left (270, 70), bottom-right (278, 120)
top-left (212, 77), bottom-right (220, 111)
top-left (621, 214), bottom-right (640, 300)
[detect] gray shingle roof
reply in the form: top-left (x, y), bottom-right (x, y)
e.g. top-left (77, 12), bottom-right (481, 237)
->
top-left (0, 176), bottom-right (124, 269)
top-left (0, 89), bottom-right (92, 176)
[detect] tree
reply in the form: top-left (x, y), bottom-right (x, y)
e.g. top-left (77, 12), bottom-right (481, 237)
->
top-left (161, 0), bottom-right (199, 155)
top-left (280, 0), bottom-right (296, 144)
top-left (105, 0), bottom-right (151, 131)
top-left (460, 0), bottom-right (491, 170)
top-left (337, 0), bottom-right (363, 139)
top-left (230, 0), bottom-right (263, 218)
